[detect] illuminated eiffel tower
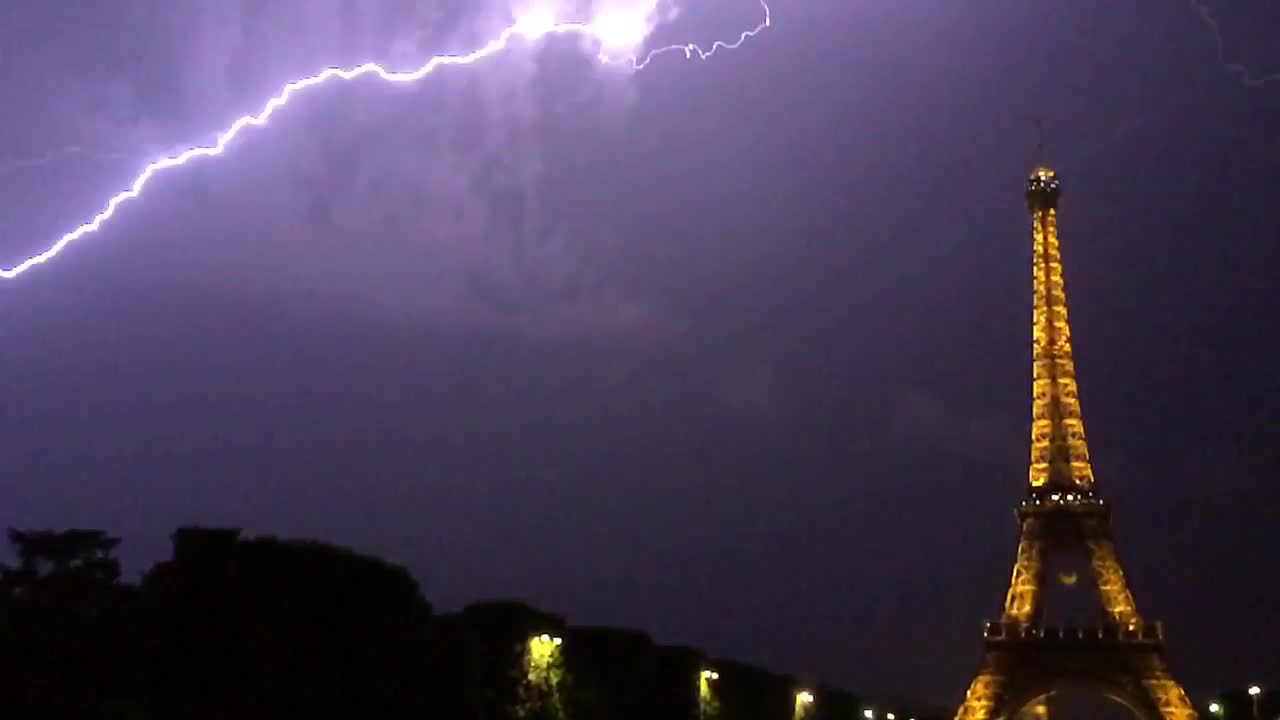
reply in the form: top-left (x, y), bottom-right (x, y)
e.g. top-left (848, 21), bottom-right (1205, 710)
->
top-left (952, 165), bottom-right (1198, 720)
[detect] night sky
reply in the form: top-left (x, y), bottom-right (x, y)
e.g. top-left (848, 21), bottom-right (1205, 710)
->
top-left (2, 0), bottom-right (1277, 708)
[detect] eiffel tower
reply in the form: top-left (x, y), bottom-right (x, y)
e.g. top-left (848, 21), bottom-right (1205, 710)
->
top-left (952, 165), bottom-right (1198, 720)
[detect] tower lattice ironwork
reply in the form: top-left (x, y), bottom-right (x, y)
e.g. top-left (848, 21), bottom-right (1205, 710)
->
top-left (952, 166), bottom-right (1197, 720)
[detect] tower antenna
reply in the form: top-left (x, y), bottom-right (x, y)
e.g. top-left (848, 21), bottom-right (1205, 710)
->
top-left (1034, 118), bottom-right (1047, 165)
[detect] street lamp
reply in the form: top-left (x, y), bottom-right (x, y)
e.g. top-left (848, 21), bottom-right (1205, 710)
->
top-left (795, 690), bottom-right (815, 718)
top-left (1209, 702), bottom-right (1222, 716)
top-left (1248, 686), bottom-right (1262, 720)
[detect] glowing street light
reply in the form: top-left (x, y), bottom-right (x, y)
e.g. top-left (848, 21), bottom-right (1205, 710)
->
top-left (699, 668), bottom-right (721, 714)
top-left (524, 633), bottom-right (564, 687)
top-left (1209, 702), bottom-right (1223, 716)
top-left (793, 690), bottom-right (816, 719)
top-left (1248, 685), bottom-right (1263, 720)
top-left (532, 633), bottom-right (563, 647)
top-left (864, 709), bottom-right (876, 719)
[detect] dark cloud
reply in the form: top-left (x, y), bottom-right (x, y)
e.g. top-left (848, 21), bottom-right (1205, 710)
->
top-left (3, 0), bottom-right (673, 339)
top-left (2, 0), bottom-right (1278, 706)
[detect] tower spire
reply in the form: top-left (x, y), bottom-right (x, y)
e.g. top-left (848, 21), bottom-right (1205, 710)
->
top-left (1034, 118), bottom-right (1046, 165)
top-left (1026, 165), bottom-right (1095, 494)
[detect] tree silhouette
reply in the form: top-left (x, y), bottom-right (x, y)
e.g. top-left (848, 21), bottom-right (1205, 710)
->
top-left (0, 528), bottom-right (134, 718)
top-left (136, 527), bottom-right (434, 719)
top-left (0, 525), bottom-right (900, 720)
top-left (1, 528), bottom-right (122, 609)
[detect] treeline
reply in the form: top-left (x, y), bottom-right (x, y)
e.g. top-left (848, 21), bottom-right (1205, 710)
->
top-left (0, 527), bottom-right (938, 720)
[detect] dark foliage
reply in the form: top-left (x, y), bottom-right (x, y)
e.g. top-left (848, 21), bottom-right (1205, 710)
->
top-left (0, 526), bottom-right (935, 720)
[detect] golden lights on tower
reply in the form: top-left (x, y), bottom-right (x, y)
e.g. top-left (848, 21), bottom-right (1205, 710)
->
top-left (1026, 166), bottom-right (1095, 493)
top-left (954, 163), bottom-right (1199, 720)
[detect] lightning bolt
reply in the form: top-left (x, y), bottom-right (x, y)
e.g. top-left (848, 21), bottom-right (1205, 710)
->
top-left (1190, 0), bottom-right (1280, 87)
top-left (1, 1), bottom-right (771, 280)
